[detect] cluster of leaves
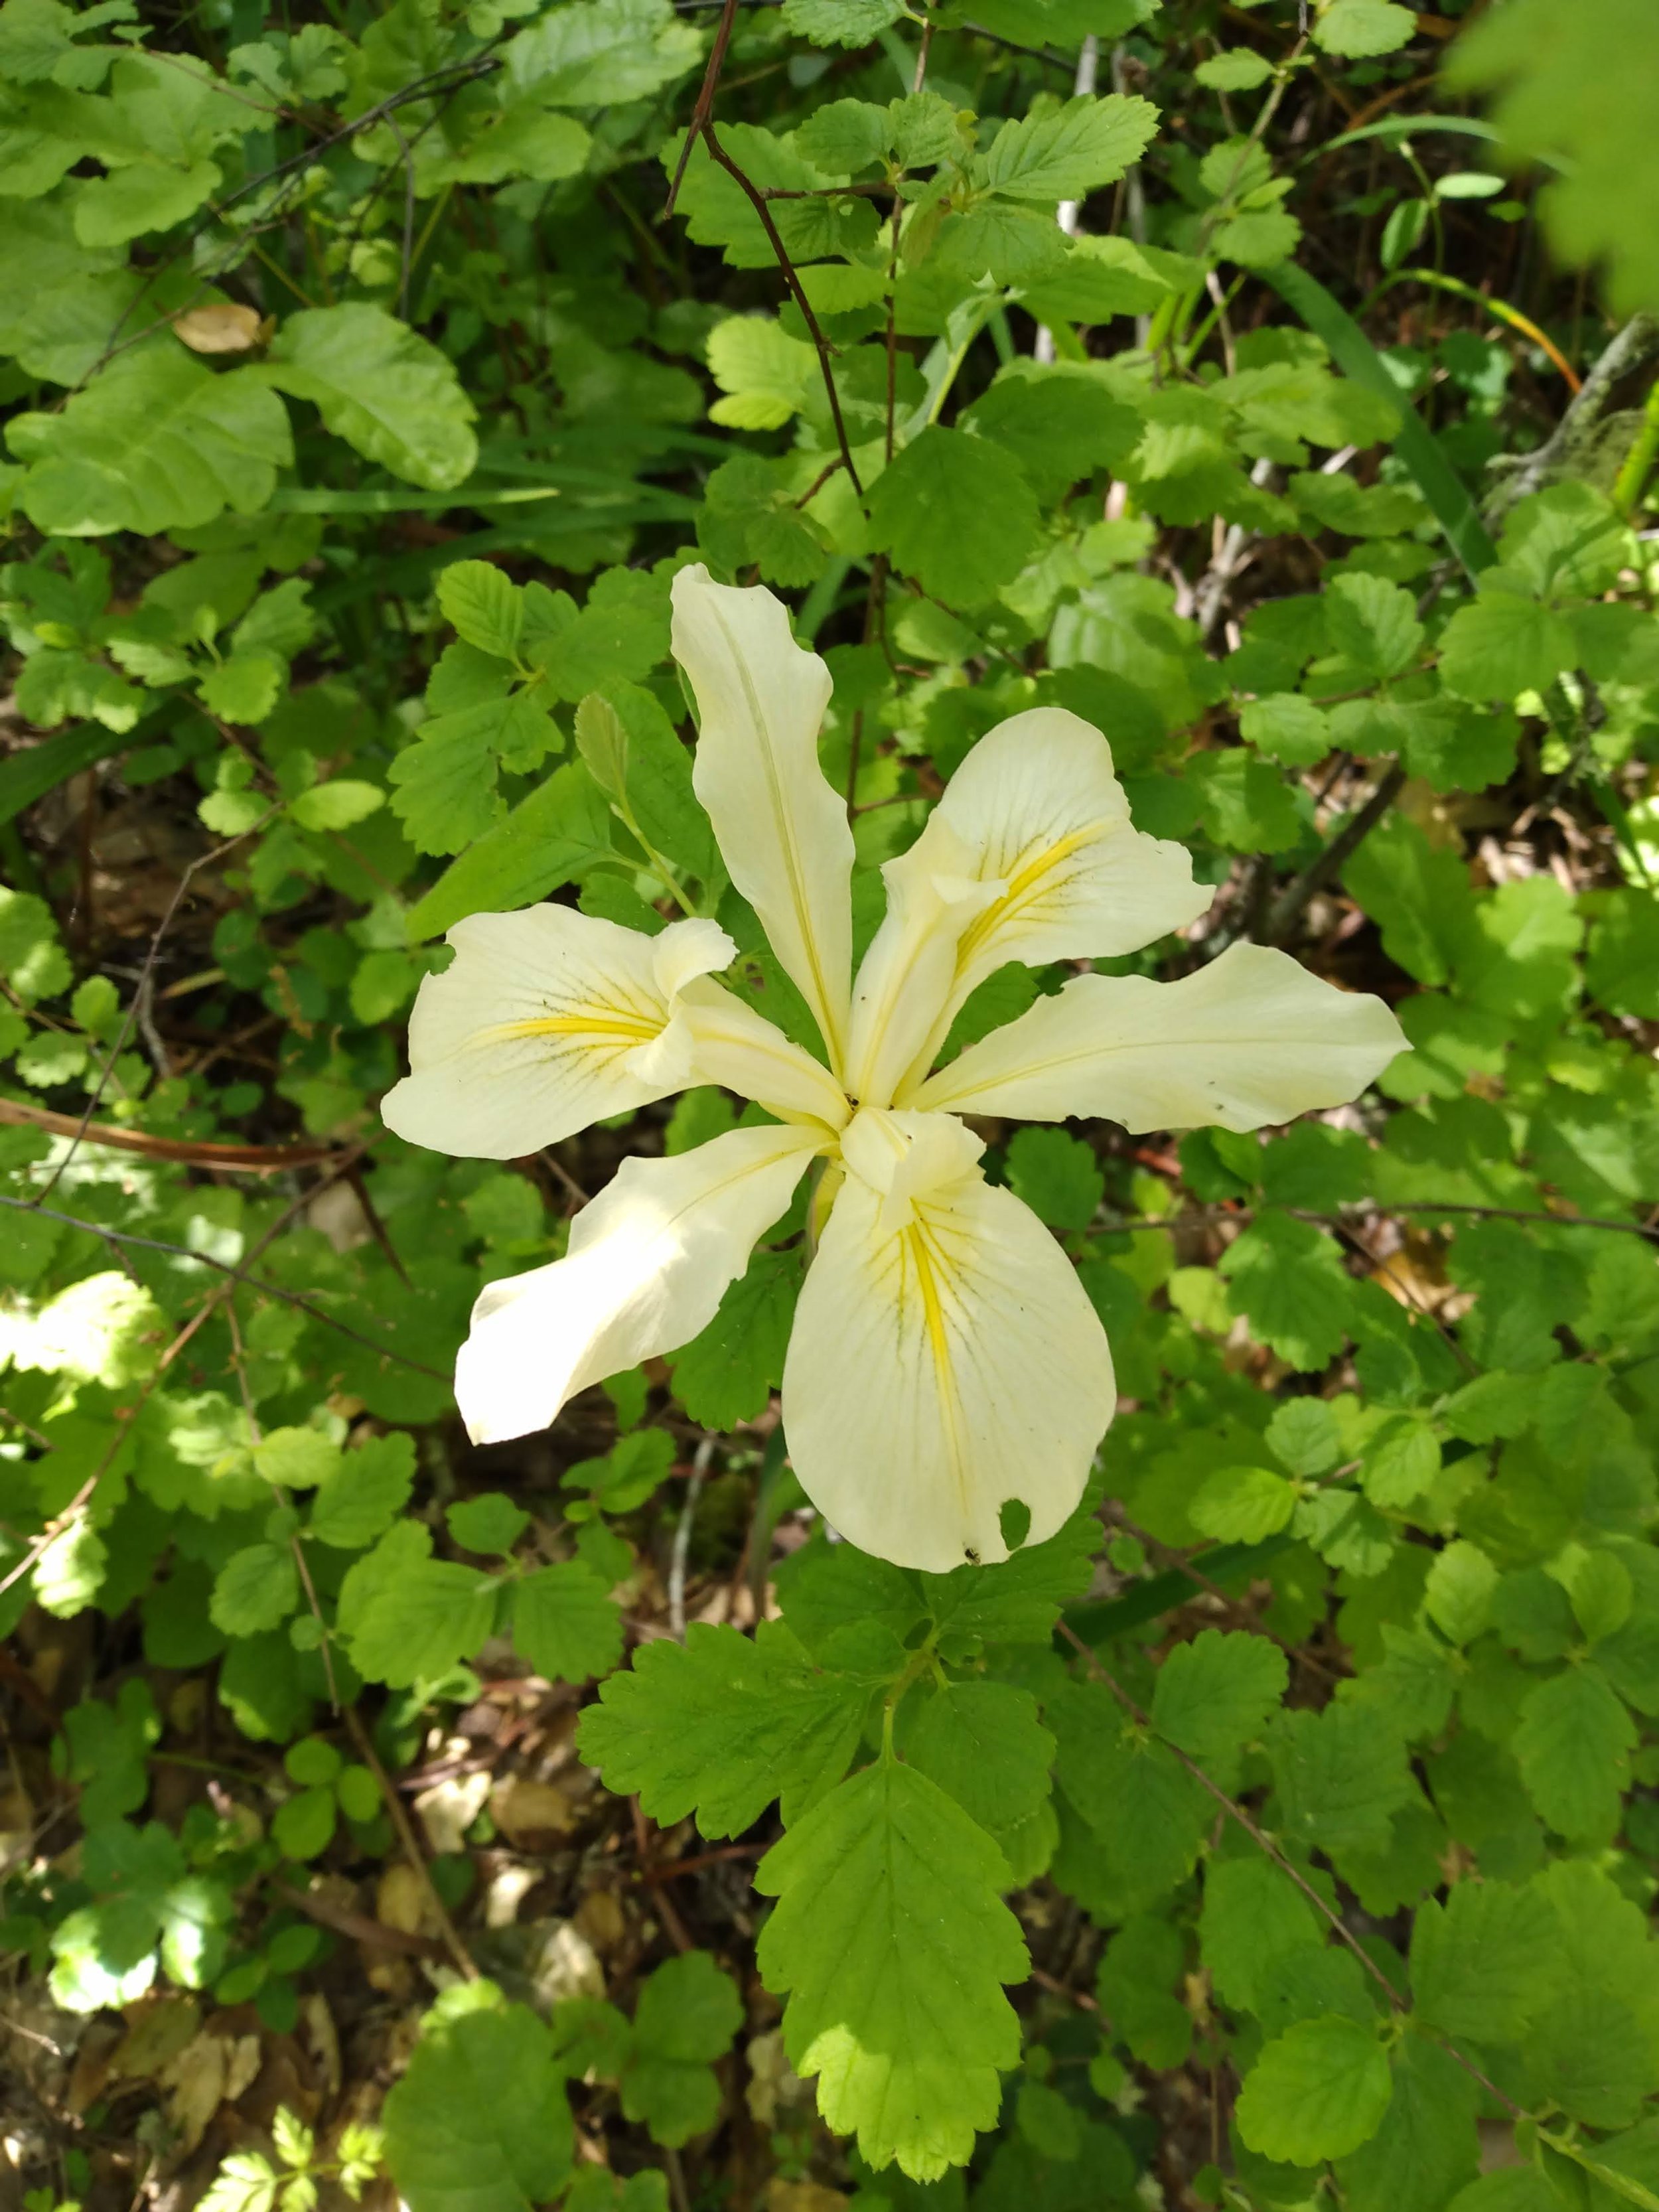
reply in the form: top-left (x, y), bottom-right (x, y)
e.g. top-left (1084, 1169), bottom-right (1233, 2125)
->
top-left (3, 0), bottom-right (1659, 2205)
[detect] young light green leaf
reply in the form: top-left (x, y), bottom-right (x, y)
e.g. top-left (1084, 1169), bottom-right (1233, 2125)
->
top-left (1151, 1629), bottom-right (1288, 1771)
top-left (756, 1757), bottom-right (1027, 2181)
top-left (336, 1520), bottom-right (500, 1690)
top-left (1235, 2014), bottom-right (1392, 2164)
top-left (438, 561), bottom-right (524, 662)
top-left (977, 94), bottom-right (1160, 202)
top-left (307, 1435), bottom-right (415, 1551)
top-left (262, 306), bottom-right (478, 492)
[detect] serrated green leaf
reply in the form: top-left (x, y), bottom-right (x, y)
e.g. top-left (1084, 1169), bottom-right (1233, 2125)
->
top-left (1235, 2014), bottom-right (1392, 2164)
top-left (898, 1680), bottom-right (1054, 1838)
top-left (262, 307), bottom-right (477, 492)
top-left (866, 427), bottom-right (1040, 608)
top-left (337, 1520), bottom-right (500, 1690)
top-left (384, 1995), bottom-right (574, 2212)
top-left (307, 1435), bottom-right (415, 1551)
top-left (19, 352), bottom-right (291, 536)
top-left (578, 1619), bottom-right (868, 1837)
top-left (668, 1246), bottom-right (800, 1430)
top-left (210, 1544), bottom-right (299, 1638)
top-left (1152, 1629), bottom-right (1287, 1771)
top-left (1408, 1878), bottom-right (1554, 2045)
top-left (620, 1951), bottom-right (743, 2146)
top-left (977, 94), bottom-right (1160, 202)
top-left (756, 1757), bottom-right (1027, 2181)
top-left (1513, 1663), bottom-right (1634, 1841)
top-left (1269, 1700), bottom-right (1412, 1858)
top-left (510, 1562), bottom-right (622, 1684)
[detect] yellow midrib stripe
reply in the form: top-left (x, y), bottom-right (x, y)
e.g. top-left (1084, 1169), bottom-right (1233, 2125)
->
top-left (903, 1213), bottom-right (970, 1516)
top-left (954, 823), bottom-right (1101, 974)
top-left (709, 599), bottom-right (845, 1070)
top-left (496, 1013), bottom-right (660, 1045)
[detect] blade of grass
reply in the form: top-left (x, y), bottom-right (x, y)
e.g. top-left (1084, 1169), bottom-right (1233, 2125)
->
top-left (1263, 259), bottom-right (1498, 583)
top-left (1062, 1533), bottom-right (1295, 1646)
top-left (0, 711), bottom-right (167, 832)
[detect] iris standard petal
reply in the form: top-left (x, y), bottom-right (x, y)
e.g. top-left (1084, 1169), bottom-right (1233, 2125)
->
top-left (912, 940), bottom-right (1407, 1131)
top-left (841, 821), bottom-right (1004, 1110)
top-left (889, 707), bottom-right (1210, 1094)
top-left (455, 1122), bottom-right (829, 1445)
top-left (671, 978), bottom-right (851, 1130)
top-left (782, 1118), bottom-right (1116, 1573)
top-left (382, 907), bottom-right (737, 1161)
top-left (670, 565), bottom-right (855, 1074)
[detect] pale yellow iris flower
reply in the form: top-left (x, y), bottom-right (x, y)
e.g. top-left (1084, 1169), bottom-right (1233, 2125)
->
top-left (382, 566), bottom-right (1405, 1572)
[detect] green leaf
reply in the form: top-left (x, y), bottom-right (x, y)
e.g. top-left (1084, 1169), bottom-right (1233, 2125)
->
top-left (898, 1680), bottom-right (1055, 1840)
top-left (1189, 1465), bottom-right (1297, 1544)
top-left (1313, 0), bottom-right (1416, 56)
top-left (404, 762), bottom-right (612, 940)
top-left (1422, 1540), bottom-right (1498, 1646)
top-left (337, 1520), bottom-right (500, 1690)
top-left (1334, 2036), bottom-right (1479, 2212)
top-left (1528, 1860), bottom-right (1659, 2127)
top-left (1199, 1856), bottom-right (1324, 2016)
top-left (668, 1247), bottom-right (801, 1430)
top-left (1445, 0), bottom-right (1659, 319)
top-left (1240, 692), bottom-right (1331, 767)
top-left (210, 1544), bottom-right (300, 1638)
top-left (1003, 1127), bottom-right (1104, 1231)
top-left (794, 96), bottom-right (894, 174)
top-left (1189, 749), bottom-right (1303, 852)
top-left (1196, 48), bottom-right (1275, 90)
top-left (706, 315), bottom-right (817, 430)
top-left (577, 1619), bottom-right (868, 1838)
top-left (1361, 1413), bottom-right (1440, 1507)
top-left (963, 371), bottom-right (1139, 506)
top-left (506, 0), bottom-right (699, 102)
top-left (866, 428), bottom-right (1040, 608)
top-left (1049, 1678), bottom-right (1210, 1905)
top-left (1513, 1663), bottom-right (1634, 1842)
top-left (447, 1494), bottom-right (529, 1555)
top-left (1587, 889), bottom-right (1659, 1020)
top-left (1408, 1878), bottom-right (1554, 2044)
top-left (586, 680), bottom-right (716, 882)
top-left (438, 561), bottom-right (524, 662)
top-left (1151, 1629), bottom-right (1287, 1771)
top-left (756, 1757), bottom-right (1027, 2181)
top-left (778, 0), bottom-right (904, 48)
top-left (1325, 572), bottom-right (1424, 682)
top-left (383, 1994), bottom-right (574, 2212)
top-left (1235, 2014), bottom-right (1392, 2164)
top-left (620, 1951), bottom-right (743, 2147)
top-left (289, 778), bottom-right (384, 832)
top-left (977, 94), bottom-right (1160, 201)
top-left (1268, 1701), bottom-right (1413, 1858)
top-left (920, 1501), bottom-right (1100, 1644)
top-left (1097, 1916), bottom-right (1192, 2069)
top-left (1220, 1211), bottom-right (1356, 1371)
top-left (261, 307), bottom-right (477, 492)
top-left (307, 1434), bottom-right (415, 1551)
top-left (253, 1428), bottom-right (342, 1493)
top-left (17, 353), bottom-right (291, 536)
top-left (1437, 591), bottom-right (1578, 701)
top-left (510, 1562), bottom-right (622, 1684)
